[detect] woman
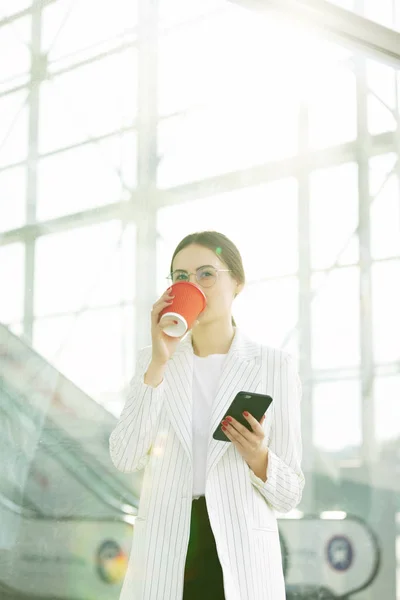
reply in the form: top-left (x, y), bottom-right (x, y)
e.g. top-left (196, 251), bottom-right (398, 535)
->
top-left (109, 231), bottom-right (305, 600)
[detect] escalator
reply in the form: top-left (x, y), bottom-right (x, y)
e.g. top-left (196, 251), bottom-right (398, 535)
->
top-left (0, 323), bottom-right (140, 600)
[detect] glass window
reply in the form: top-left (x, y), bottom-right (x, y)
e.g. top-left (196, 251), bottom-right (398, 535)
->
top-left (372, 261), bottom-right (400, 363)
top-left (34, 222), bottom-right (136, 317)
top-left (328, 0), bottom-right (399, 31)
top-left (310, 163), bottom-right (359, 270)
top-left (37, 131), bottom-right (136, 220)
top-left (33, 306), bottom-right (135, 402)
top-left (0, 166), bottom-right (26, 232)
top-left (326, 0), bottom-right (355, 8)
top-left (8, 322), bottom-right (23, 336)
top-left (313, 379), bottom-right (362, 454)
top-left (158, 12), bottom-right (303, 184)
top-left (158, 105), bottom-right (297, 188)
top-left (311, 267), bottom-right (360, 369)
top-left (0, 18), bottom-right (30, 82)
top-left (0, 89), bottom-right (28, 167)
top-left (158, 10), bottom-right (299, 116)
top-left (367, 59), bottom-right (398, 135)
top-left (308, 64), bottom-right (357, 149)
top-left (0, 0), bottom-right (31, 15)
top-left (41, 0), bottom-right (138, 63)
top-left (40, 49), bottom-right (137, 153)
top-left (234, 277), bottom-right (298, 350)
top-left (374, 376), bottom-right (400, 445)
top-left (370, 155), bottom-right (400, 259)
top-left (158, 0), bottom-right (227, 26)
top-left (364, 0), bottom-right (398, 29)
top-left (157, 179), bottom-right (298, 290)
top-left (0, 242), bottom-right (25, 323)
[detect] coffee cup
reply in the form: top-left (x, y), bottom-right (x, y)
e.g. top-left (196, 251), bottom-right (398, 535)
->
top-left (159, 281), bottom-right (207, 337)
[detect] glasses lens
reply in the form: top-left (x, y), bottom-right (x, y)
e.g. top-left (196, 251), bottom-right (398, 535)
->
top-left (172, 271), bottom-right (189, 283)
top-left (196, 266), bottom-right (217, 287)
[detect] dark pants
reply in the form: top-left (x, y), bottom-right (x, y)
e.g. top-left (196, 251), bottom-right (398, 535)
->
top-left (183, 495), bottom-right (225, 600)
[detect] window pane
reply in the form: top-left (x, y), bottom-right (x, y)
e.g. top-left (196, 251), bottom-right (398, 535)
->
top-left (234, 277), bottom-right (298, 350)
top-left (367, 60), bottom-right (398, 135)
top-left (37, 132), bottom-right (136, 220)
top-left (32, 306), bottom-right (135, 402)
top-left (34, 222), bottom-right (136, 316)
top-left (158, 104), bottom-right (297, 188)
top-left (9, 322), bottom-right (23, 336)
top-left (157, 180), bottom-right (298, 288)
top-left (0, 0), bottom-right (31, 15)
top-left (40, 50), bottom-right (137, 153)
top-left (158, 10), bottom-right (300, 117)
top-left (313, 380), bottom-right (362, 453)
top-left (312, 267), bottom-right (360, 369)
top-left (310, 163), bottom-right (359, 270)
top-left (0, 166), bottom-right (26, 232)
top-left (158, 0), bottom-right (226, 26)
top-left (370, 155), bottom-right (400, 259)
top-left (0, 89), bottom-right (28, 167)
top-left (375, 376), bottom-right (400, 445)
top-left (0, 18), bottom-right (30, 82)
top-left (42, 0), bottom-right (138, 63)
top-left (326, 0), bottom-right (355, 8)
top-left (308, 64), bottom-right (357, 149)
top-left (0, 243), bottom-right (25, 323)
top-left (372, 261), bottom-right (400, 363)
top-left (328, 0), bottom-right (399, 31)
top-left (364, 0), bottom-right (399, 30)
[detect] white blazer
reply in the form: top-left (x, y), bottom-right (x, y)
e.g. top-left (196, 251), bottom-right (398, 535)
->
top-left (109, 327), bottom-right (305, 600)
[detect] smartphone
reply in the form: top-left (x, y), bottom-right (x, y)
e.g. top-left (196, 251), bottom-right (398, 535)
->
top-left (213, 391), bottom-right (273, 442)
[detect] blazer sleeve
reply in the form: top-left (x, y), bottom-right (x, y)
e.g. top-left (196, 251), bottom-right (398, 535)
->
top-left (249, 351), bottom-right (305, 513)
top-left (109, 347), bottom-right (166, 473)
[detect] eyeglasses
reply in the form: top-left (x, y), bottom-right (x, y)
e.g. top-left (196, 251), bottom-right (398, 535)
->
top-left (167, 265), bottom-right (231, 288)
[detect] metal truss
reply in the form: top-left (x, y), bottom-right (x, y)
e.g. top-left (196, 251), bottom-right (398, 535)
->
top-left (229, 0), bottom-right (400, 68)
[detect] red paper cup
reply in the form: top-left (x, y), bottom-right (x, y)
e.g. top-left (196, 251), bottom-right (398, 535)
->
top-left (159, 282), bottom-right (207, 337)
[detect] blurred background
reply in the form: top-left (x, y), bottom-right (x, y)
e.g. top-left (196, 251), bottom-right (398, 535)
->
top-left (0, 0), bottom-right (399, 598)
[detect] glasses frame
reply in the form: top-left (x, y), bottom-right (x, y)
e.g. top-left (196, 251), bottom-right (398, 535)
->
top-left (166, 266), bottom-right (231, 288)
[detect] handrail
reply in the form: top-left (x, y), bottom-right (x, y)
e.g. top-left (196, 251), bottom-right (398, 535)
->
top-left (0, 488), bottom-right (135, 524)
top-left (0, 383), bottom-right (139, 517)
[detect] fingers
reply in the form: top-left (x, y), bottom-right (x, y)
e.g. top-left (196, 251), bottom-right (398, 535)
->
top-left (151, 290), bottom-right (175, 325)
top-left (229, 413), bottom-right (265, 440)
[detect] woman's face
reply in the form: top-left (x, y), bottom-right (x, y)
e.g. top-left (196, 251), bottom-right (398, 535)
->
top-left (172, 244), bottom-right (241, 325)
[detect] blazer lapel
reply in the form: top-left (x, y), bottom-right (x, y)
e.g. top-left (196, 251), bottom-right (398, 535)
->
top-left (206, 329), bottom-right (261, 481)
top-left (163, 328), bottom-right (262, 480)
top-left (163, 333), bottom-right (194, 466)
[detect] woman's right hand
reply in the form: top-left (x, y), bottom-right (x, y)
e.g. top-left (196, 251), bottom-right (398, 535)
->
top-left (150, 288), bottom-right (184, 366)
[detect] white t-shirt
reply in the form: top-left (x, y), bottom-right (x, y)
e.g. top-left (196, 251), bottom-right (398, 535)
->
top-left (192, 353), bottom-right (227, 499)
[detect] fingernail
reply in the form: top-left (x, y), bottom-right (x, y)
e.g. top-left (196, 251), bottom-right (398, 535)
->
top-left (243, 411), bottom-right (249, 417)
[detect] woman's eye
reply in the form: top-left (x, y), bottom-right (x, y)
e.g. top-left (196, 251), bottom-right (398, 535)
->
top-left (176, 273), bottom-right (188, 281)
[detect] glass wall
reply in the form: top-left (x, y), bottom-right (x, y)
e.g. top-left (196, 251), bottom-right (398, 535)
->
top-left (0, 0), bottom-right (399, 598)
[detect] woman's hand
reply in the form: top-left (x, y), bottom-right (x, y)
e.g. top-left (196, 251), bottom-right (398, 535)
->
top-left (150, 288), bottom-right (185, 365)
top-left (221, 413), bottom-right (269, 482)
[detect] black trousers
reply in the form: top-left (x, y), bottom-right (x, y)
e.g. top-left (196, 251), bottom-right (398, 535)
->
top-left (183, 495), bottom-right (225, 600)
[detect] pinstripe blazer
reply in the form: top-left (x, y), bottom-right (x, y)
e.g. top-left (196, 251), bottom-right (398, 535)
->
top-left (109, 327), bottom-right (305, 600)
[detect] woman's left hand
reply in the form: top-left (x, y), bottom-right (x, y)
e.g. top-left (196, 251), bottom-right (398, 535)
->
top-left (221, 413), bottom-right (269, 480)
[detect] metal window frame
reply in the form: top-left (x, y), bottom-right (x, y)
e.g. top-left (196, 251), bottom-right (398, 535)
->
top-left (229, 0), bottom-right (400, 68)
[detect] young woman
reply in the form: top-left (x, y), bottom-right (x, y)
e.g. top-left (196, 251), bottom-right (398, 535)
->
top-left (109, 231), bottom-right (305, 600)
